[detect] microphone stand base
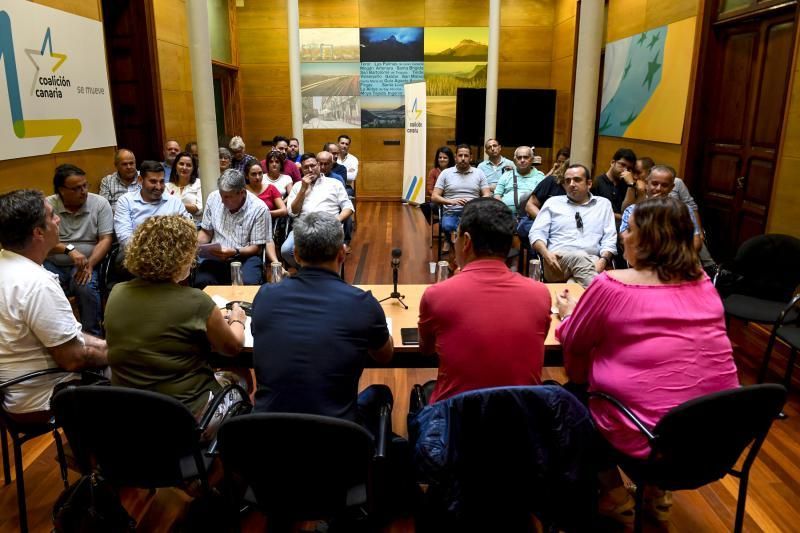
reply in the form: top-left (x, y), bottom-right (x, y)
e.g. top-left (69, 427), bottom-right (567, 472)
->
top-left (379, 292), bottom-right (408, 309)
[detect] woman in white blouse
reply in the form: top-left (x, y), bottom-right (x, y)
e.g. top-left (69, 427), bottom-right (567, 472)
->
top-left (166, 151), bottom-right (203, 223)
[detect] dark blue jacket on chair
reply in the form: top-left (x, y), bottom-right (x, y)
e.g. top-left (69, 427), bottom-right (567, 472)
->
top-left (409, 385), bottom-right (597, 530)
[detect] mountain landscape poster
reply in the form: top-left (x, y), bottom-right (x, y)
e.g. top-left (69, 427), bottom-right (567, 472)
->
top-left (360, 27), bottom-right (423, 62)
top-left (361, 96), bottom-right (405, 128)
top-left (299, 28), bottom-right (360, 62)
top-left (424, 27), bottom-right (489, 62)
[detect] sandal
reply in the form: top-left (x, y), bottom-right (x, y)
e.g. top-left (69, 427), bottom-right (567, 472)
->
top-left (598, 487), bottom-right (636, 525)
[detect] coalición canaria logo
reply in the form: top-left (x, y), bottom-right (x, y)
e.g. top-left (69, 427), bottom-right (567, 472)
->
top-left (25, 27), bottom-right (71, 99)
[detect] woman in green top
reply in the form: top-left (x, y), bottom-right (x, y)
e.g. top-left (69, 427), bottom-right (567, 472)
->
top-left (105, 215), bottom-right (247, 417)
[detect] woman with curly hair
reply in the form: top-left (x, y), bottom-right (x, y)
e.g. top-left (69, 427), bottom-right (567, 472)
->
top-left (104, 215), bottom-right (247, 421)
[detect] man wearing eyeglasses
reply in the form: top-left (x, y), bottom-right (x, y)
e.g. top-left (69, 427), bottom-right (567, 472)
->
top-left (45, 164), bottom-right (113, 336)
top-left (529, 164), bottom-right (617, 288)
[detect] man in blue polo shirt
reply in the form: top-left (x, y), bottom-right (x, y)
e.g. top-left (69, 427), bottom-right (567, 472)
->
top-left (251, 211), bottom-right (393, 421)
top-left (477, 138), bottom-right (513, 192)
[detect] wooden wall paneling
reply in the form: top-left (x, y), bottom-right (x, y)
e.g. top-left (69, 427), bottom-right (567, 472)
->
top-left (552, 16), bottom-right (576, 61)
top-left (360, 129), bottom-right (404, 161)
top-left (500, 0), bottom-right (555, 27)
top-left (298, 0), bottom-right (360, 28)
top-left (358, 0), bottom-right (425, 27)
top-left (550, 55), bottom-right (573, 91)
top-left (767, 156), bottom-right (800, 235)
top-left (426, 128), bottom-right (456, 163)
top-left (239, 28), bottom-right (289, 63)
top-left (236, 2), bottom-right (288, 30)
top-left (554, 0), bottom-right (577, 25)
top-left (34, 0), bottom-right (100, 19)
top-left (156, 40), bottom-right (193, 92)
top-left (153, 0), bottom-right (188, 47)
top-left (644, 0), bottom-right (698, 31)
top-left (500, 26), bottom-right (554, 62)
top-left (239, 64), bottom-right (291, 98)
top-left (242, 96), bottom-right (293, 154)
top-left (606, 0), bottom-right (646, 43)
top-left (424, 0), bottom-right (489, 27)
top-left (596, 136), bottom-right (682, 174)
top-left (498, 62), bottom-right (552, 88)
top-left (779, 73), bottom-right (800, 158)
top-left (360, 160), bottom-right (403, 197)
top-left (55, 148), bottom-right (116, 187)
top-left (301, 129), bottom-right (363, 156)
top-left (0, 156), bottom-right (60, 196)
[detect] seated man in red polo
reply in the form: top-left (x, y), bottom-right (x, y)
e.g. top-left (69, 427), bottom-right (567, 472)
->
top-left (418, 197), bottom-right (552, 403)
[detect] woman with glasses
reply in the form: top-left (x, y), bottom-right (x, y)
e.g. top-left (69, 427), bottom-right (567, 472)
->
top-left (555, 196), bottom-right (739, 524)
top-left (166, 151), bottom-right (203, 223)
top-left (244, 159), bottom-right (287, 219)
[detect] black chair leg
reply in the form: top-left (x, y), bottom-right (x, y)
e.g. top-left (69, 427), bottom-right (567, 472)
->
top-left (633, 483), bottom-right (644, 533)
top-left (783, 348), bottom-right (798, 391)
top-left (758, 328), bottom-right (780, 383)
top-left (1, 427), bottom-right (9, 485)
top-left (52, 429), bottom-right (69, 489)
top-left (734, 472), bottom-right (750, 533)
top-left (13, 440), bottom-right (28, 533)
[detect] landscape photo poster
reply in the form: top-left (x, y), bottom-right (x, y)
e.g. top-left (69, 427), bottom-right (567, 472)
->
top-left (0, 0), bottom-right (116, 160)
top-left (300, 26), bottom-right (488, 130)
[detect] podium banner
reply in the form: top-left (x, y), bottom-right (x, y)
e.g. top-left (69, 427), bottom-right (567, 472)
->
top-left (402, 82), bottom-right (426, 204)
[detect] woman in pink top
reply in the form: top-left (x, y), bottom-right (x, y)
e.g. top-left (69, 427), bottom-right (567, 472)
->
top-left (556, 196), bottom-right (739, 523)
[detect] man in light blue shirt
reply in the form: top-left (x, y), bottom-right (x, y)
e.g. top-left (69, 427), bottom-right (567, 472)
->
top-left (477, 138), bottom-right (513, 191)
top-left (493, 146), bottom-right (546, 216)
top-left (161, 140), bottom-right (180, 183)
top-left (530, 164), bottom-right (617, 287)
top-left (114, 160), bottom-right (190, 247)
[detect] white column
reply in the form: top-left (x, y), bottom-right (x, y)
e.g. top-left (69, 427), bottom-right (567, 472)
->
top-left (186, 0), bottom-right (219, 202)
top-left (483, 0), bottom-right (501, 156)
top-left (570, 0), bottom-right (604, 168)
top-left (287, 0), bottom-right (304, 149)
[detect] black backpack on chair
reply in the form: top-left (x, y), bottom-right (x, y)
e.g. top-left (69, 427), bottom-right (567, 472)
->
top-left (52, 473), bottom-right (136, 533)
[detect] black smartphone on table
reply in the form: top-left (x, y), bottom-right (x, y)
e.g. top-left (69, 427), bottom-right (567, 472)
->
top-left (401, 328), bottom-right (419, 346)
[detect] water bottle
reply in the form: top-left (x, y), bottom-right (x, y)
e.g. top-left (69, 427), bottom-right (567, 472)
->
top-left (270, 261), bottom-right (283, 283)
top-left (436, 261), bottom-right (450, 283)
top-left (529, 259), bottom-right (542, 281)
top-left (230, 261), bottom-right (243, 286)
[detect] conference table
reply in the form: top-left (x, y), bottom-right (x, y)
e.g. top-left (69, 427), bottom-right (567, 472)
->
top-left (204, 282), bottom-right (584, 368)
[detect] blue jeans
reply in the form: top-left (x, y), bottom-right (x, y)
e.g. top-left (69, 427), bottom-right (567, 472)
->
top-left (43, 261), bottom-right (103, 336)
top-left (441, 210), bottom-right (463, 233)
top-left (193, 255), bottom-right (263, 288)
top-left (280, 231), bottom-right (298, 268)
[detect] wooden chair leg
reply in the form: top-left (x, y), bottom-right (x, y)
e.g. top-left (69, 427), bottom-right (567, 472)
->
top-left (783, 348), bottom-right (798, 391)
top-left (1, 427), bottom-right (10, 485)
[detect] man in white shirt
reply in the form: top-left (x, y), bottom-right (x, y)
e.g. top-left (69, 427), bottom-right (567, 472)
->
top-left (0, 190), bottom-right (108, 423)
top-left (529, 164), bottom-right (617, 287)
top-left (195, 169), bottom-right (278, 287)
top-left (337, 134), bottom-right (359, 187)
top-left (282, 154), bottom-right (354, 268)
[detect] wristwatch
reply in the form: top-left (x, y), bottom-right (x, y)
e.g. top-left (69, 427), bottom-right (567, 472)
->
top-left (64, 244), bottom-right (76, 254)
top-left (626, 181), bottom-right (636, 188)
top-left (233, 247), bottom-right (240, 259)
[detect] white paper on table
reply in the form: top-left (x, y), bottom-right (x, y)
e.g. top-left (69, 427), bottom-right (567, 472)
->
top-left (198, 243), bottom-right (222, 259)
top-left (244, 317), bottom-right (253, 348)
top-left (211, 295), bottom-right (229, 309)
top-left (386, 316), bottom-right (393, 333)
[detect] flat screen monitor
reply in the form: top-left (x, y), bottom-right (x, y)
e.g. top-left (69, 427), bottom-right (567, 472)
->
top-left (455, 88), bottom-right (557, 148)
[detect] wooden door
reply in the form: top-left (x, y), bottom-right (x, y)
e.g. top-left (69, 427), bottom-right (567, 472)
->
top-left (102, 0), bottom-right (163, 161)
top-left (699, 12), bottom-right (795, 259)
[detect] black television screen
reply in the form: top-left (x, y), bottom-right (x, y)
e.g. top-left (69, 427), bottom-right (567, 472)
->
top-left (455, 88), bottom-right (557, 148)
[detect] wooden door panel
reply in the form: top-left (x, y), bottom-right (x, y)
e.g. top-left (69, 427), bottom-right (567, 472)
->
top-left (705, 152), bottom-right (741, 196)
top-left (736, 210), bottom-right (766, 245)
top-left (752, 21), bottom-right (794, 147)
top-left (744, 158), bottom-right (774, 205)
top-left (710, 31), bottom-right (757, 142)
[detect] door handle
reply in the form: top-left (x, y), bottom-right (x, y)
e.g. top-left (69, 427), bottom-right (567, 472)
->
top-left (736, 176), bottom-right (745, 189)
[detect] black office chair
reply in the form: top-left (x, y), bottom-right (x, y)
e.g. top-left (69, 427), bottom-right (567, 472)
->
top-left (762, 295), bottom-right (800, 391)
top-left (0, 368), bottom-right (72, 533)
top-left (409, 385), bottom-right (597, 531)
top-left (589, 384), bottom-right (787, 533)
top-left (51, 385), bottom-right (238, 494)
top-left (715, 234), bottom-right (800, 382)
top-left (217, 412), bottom-right (390, 530)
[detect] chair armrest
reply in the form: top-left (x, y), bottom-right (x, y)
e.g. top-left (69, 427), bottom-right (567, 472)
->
top-left (198, 384), bottom-right (250, 432)
top-left (776, 294), bottom-right (800, 326)
top-left (374, 404), bottom-right (392, 460)
top-left (0, 368), bottom-right (75, 391)
top-left (587, 391), bottom-right (656, 442)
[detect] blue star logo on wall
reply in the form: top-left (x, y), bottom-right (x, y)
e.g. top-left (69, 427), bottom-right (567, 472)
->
top-left (24, 27), bottom-right (67, 95)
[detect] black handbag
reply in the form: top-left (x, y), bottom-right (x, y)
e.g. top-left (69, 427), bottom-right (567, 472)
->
top-left (53, 473), bottom-right (136, 532)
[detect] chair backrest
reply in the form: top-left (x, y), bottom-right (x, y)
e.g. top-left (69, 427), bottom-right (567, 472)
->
top-left (217, 413), bottom-right (374, 519)
top-left (51, 385), bottom-right (204, 488)
top-left (731, 234), bottom-right (800, 301)
top-left (411, 385), bottom-right (596, 528)
top-left (646, 384), bottom-right (786, 490)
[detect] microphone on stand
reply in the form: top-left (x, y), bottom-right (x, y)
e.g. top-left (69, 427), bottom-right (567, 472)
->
top-left (380, 248), bottom-right (407, 308)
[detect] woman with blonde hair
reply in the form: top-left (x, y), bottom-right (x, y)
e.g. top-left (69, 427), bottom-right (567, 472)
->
top-left (105, 215), bottom-right (248, 427)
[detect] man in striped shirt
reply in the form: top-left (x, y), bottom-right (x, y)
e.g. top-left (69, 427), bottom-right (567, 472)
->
top-left (195, 169), bottom-right (279, 287)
